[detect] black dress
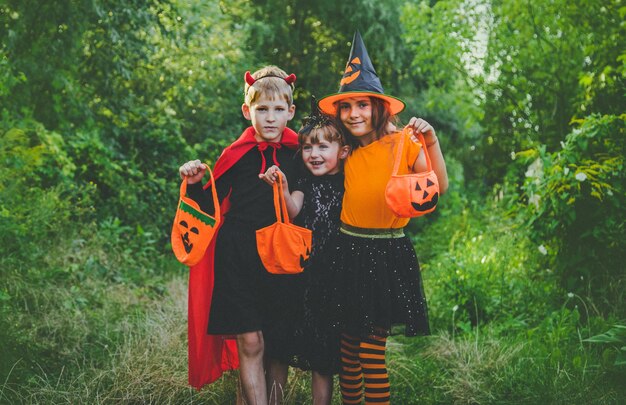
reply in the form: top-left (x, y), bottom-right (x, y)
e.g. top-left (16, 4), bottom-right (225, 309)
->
top-left (187, 144), bottom-right (300, 335)
top-left (264, 172), bottom-right (344, 375)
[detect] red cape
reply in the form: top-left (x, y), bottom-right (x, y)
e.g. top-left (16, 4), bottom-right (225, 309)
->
top-left (187, 126), bottom-right (299, 389)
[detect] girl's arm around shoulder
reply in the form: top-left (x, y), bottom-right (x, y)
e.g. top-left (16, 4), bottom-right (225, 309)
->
top-left (405, 118), bottom-right (449, 195)
top-left (259, 165), bottom-right (305, 219)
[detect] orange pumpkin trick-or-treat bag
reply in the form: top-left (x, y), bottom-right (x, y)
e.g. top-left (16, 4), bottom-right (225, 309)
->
top-left (171, 164), bottom-right (220, 266)
top-left (256, 173), bottom-right (312, 275)
top-left (385, 128), bottom-right (440, 218)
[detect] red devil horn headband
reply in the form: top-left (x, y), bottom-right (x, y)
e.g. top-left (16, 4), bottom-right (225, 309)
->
top-left (245, 71), bottom-right (255, 85)
top-left (245, 71), bottom-right (297, 86)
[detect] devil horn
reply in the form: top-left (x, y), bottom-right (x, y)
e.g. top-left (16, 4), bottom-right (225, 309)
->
top-left (284, 74), bottom-right (296, 85)
top-left (245, 71), bottom-right (256, 86)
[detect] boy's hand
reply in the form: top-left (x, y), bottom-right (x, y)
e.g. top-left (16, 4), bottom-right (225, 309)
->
top-left (179, 159), bottom-right (206, 184)
top-left (259, 165), bottom-right (287, 187)
top-left (406, 117), bottom-right (438, 147)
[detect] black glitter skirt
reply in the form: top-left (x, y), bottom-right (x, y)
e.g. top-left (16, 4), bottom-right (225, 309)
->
top-left (264, 253), bottom-right (341, 375)
top-left (327, 224), bottom-right (430, 338)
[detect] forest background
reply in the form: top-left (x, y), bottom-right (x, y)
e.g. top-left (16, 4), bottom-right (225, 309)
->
top-left (1, 0), bottom-right (624, 403)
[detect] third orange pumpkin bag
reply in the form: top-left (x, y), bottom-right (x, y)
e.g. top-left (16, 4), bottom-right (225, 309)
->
top-left (256, 173), bottom-right (312, 275)
top-left (385, 128), bottom-right (440, 218)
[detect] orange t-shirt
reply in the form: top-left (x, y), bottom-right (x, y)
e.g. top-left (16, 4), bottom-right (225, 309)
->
top-left (341, 131), bottom-right (422, 229)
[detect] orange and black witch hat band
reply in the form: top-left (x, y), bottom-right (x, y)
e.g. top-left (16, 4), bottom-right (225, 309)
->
top-left (318, 31), bottom-right (405, 116)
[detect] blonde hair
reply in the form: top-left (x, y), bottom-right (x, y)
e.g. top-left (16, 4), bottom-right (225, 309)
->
top-left (244, 66), bottom-right (294, 106)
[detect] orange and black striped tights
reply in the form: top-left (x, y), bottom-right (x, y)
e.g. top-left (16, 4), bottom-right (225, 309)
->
top-left (340, 333), bottom-right (390, 404)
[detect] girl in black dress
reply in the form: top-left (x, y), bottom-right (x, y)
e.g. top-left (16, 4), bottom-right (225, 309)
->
top-left (260, 107), bottom-right (350, 405)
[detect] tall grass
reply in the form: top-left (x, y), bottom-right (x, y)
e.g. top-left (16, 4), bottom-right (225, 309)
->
top-left (6, 296), bottom-right (623, 404)
top-left (2, 274), bottom-right (334, 404)
top-left (389, 322), bottom-right (626, 405)
top-left (3, 277), bottom-right (226, 404)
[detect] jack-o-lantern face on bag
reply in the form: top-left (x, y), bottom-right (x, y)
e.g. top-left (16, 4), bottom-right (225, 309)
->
top-left (179, 220), bottom-right (199, 253)
top-left (175, 201), bottom-right (215, 256)
top-left (385, 130), bottom-right (440, 218)
top-left (411, 177), bottom-right (439, 212)
top-left (171, 167), bottom-right (221, 266)
top-left (299, 244), bottom-right (311, 269)
top-left (340, 57), bottom-right (362, 86)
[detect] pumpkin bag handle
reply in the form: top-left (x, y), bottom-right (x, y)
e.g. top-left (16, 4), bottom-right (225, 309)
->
top-left (391, 128), bottom-right (433, 176)
top-left (179, 163), bottom-right (220, 220)
top-left (272, 173), bottom-right (290, 224)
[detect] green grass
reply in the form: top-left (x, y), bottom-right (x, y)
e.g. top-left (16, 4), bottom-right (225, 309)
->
top-left (3, 274), bottom-right (625, 404)
top-left (1, 181), bottom-right (624, 404)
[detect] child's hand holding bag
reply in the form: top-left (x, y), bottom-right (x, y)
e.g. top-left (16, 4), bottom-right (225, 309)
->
top-left (171, 164), bottom-right (220, 266)
top-left (385, 128), bottom-right (440, 218)
top-left (256, 173), bottom-right (312, 275)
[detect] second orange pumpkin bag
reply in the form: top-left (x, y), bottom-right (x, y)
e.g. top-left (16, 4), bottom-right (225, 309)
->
top-left (256, 173), bottom-right (312, 275)
top-left (385, 128), bottom-right (440, 218)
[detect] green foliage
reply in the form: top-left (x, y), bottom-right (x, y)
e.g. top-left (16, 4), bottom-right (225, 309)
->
top-left (390, 313), bottom-right (626, 404)
top-left (0, 75), bottom-right (178, 392)
top-left (520, 114), bottom-right (626, 311)
top-left (219, 0), bottom-right (420, 124)
top-left (1, 0), bottom-right (625, 401)
top-left (576, 1), bottom-right (626, 116)
top-left (402, 0), bottom-right (625, 184)
top-left (410, 158), bottom-right (554, 332)
top-left (1, 0), bottom-right (246, 233)
top-left (585, 324), bottom-right (626, 367)
top-left (0, 124), bottom-right (87, 263)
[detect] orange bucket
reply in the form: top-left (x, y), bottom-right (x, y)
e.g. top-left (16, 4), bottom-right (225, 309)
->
top-left (256, 173), bottom-right (312, 274)
top-left (385, 128), bottom-right (439, 218)
top-left (171, 165), bottom-right (220, 266)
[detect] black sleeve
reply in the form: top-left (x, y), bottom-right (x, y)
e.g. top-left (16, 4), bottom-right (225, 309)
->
top-left (292, 174), bottom-right (306, 193)
top-left (289, 154), bottom-right (306, 193)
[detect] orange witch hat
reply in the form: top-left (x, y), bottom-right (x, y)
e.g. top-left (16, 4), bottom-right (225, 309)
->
top-left (318, 30), bottom-right (405, 116)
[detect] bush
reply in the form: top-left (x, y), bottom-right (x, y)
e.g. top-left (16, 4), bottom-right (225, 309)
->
top-left (0, 122), bottom-right (182, 392)
top-left (519, 114), bottom-right (626, 314)
top-left (415, 192), bottom-right (555, 333)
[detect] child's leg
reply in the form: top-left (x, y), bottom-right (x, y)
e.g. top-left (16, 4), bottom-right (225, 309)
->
top-left (340, 333), bottom-right (363, 404)
top-left (311, 371), bottom-right (333, 405)
top-left (237, 331), bottom-right (268, 405)
top-left (265, 358), bottom-right (288, 405)
top-left (360, 335), bottom-right (390, 405)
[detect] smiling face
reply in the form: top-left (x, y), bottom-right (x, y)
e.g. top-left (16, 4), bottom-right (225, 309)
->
top-left (242, 94), bottom-right (295, 142)
top-left (338, 96), bottom-right (375, 145)
top-left (301, 137), bottom-right (349, 176)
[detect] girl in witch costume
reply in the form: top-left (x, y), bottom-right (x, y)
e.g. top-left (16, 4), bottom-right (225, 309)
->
top-left (317, 31), bottom-right (449, 404)
top-left (259, 99), bottom-right (350, 405)
top-left (178, 65), bottom-right (300, 403)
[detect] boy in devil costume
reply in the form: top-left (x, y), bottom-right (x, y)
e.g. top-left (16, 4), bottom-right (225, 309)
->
top-left (179, 65), bottom-right (300, 403)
